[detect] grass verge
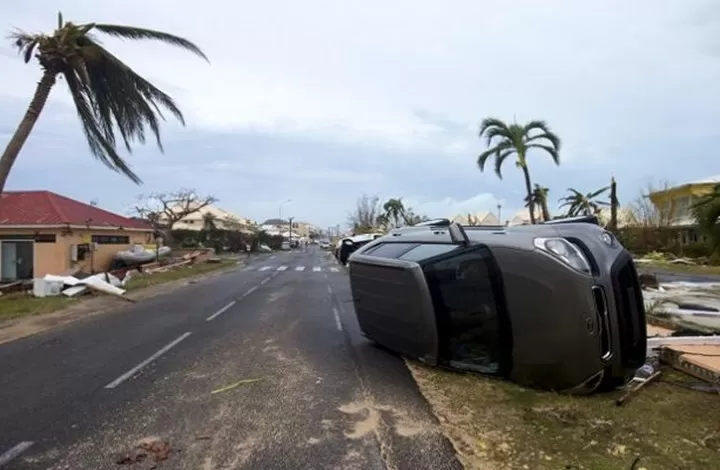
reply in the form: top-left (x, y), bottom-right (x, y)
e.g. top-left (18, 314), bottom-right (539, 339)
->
top-left (0, 294), bottom-right (78, 323)
top-left (123, 259), bottom-right (238, 290)
top-left (639, 262), bottom-right (720, 276)
top-left (408, 362), bottom-right (720, 470)
top-left (0, 259), bottom-right (239, 323)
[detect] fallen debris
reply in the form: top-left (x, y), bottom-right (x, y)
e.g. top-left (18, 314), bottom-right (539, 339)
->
top-left (210, 377), bottom-right (263, 395)
top-left (116, 437), bottom-right (171, 467)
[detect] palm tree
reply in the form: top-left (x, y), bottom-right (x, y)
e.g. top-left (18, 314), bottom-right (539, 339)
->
top-left (380, 198), bottom-right (407, 229)
top-left (0, 12), bottom-right (208, 192)
top-left (477, 118), bottom-right (561, 224)
top-left (525, 184), bottom-right (551, 222)
top-left (559, 186), bottom-right (610, 217)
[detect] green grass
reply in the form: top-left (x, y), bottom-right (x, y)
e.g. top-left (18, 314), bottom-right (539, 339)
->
top-left (123, 259), bottom-right (237, 290)
top-left (0, 260), bottom-right (238, 322)
top-left (409, 363), bottom-right (720, 470)
top-left (0, 293), bottom-right (78, 322)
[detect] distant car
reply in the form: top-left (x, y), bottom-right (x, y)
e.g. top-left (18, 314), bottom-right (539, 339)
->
top-left (337, 233), bottom-right (383, 265)
top-left (346, 217), bottom-right (646, 394)
top-left (319, 241), bottom-right (331, 249)
top-left (281, 241), bottom-right (291, 250)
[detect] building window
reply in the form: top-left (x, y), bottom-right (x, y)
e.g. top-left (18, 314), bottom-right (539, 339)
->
top-left (91, 235), bottom-right (130, 245)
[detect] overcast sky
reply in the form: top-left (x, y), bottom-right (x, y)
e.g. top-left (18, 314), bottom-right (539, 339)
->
top-left (2, 0), bottom-right (720, 229)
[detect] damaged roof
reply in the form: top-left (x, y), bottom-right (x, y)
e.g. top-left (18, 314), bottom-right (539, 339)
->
top-left (0, 190), bottom-right (152, 230)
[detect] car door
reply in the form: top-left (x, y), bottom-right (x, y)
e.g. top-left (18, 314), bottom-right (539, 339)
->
top-left (405, 244), bottom-right (512, 375)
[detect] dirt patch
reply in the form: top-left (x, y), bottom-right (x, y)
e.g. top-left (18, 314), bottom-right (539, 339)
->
top-left (338, 399), bottom-right (437, 441)
top-left (408, 361), bottom-right (720, 470)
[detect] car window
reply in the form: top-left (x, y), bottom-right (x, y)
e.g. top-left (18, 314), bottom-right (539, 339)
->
top-left (363, 242), bottom-right (419, 258)
top-left (398, 243), bottom-right (458, 262)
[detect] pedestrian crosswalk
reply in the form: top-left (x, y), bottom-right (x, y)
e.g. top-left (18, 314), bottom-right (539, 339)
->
top-left (243, 265), bottom-right (342, 273)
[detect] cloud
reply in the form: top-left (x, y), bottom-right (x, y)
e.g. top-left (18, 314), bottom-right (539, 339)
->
top-left (2, 0), bottom-right (720, 229)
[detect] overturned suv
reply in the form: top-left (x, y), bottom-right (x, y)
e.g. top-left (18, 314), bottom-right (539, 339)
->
top-left (347, 217), bottom-right (646, 394)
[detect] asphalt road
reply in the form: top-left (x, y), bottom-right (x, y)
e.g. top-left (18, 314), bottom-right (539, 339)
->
top-left (0, 247), bottom-right (461, 470)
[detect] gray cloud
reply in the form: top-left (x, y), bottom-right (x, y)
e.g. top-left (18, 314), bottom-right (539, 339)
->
top-left (2, 0), bottom-right (720, 227)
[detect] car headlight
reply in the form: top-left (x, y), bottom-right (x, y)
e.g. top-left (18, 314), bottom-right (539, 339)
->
top-left (533, 237), bottom-right (591, 274)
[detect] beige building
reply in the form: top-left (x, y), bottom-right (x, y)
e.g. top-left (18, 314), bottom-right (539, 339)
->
top-left (0, 191), bottom-right (154, 281)
top-left (171, 203), bottom-right (256, 234)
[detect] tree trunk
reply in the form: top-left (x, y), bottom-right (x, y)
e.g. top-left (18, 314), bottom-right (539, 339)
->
top-left (520, 161), bottom-right (536, 224)
top-left (609, 177), bottom-right (618, 232)
top-left (540, 196), bottom-right (551, 222)
top-left (0, 71), bottom-right (57, 193)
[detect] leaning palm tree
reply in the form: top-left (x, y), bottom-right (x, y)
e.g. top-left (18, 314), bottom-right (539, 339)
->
top-left (559, 186), bottom-right (610, 217)
top-left (0, 12), bottom-right (208, 192)
top-left (477, 118), bottom-right (561, 224)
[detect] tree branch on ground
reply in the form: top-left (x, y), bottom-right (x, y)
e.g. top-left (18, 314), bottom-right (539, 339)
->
top-left (134, 189), bottom-right (217, 240)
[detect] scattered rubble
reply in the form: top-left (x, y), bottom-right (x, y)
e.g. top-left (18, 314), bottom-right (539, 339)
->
top-left (115, 437), bottom-right (172, 468)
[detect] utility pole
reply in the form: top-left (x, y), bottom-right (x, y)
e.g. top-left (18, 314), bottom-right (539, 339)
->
top-left (288, 217), bottom-right (294, 247)
top-left (497, 203), bottom-right (502, 224)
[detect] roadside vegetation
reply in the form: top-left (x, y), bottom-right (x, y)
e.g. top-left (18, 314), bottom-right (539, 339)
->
top-left (409, 363), bottom-right (720, 470)
top-left (0, 258), bottom-right (238, 323)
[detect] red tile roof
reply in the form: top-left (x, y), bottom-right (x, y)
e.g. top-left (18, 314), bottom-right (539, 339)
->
top-left (0, 191), bottom-right (152, 230)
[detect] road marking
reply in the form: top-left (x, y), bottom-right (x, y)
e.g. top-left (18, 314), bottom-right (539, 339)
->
top-left (0, 442), bottom-right (34, 467)
top-left (206, 300), bottom-right (236, 322)
top-left (277, 265), bottom-right (288, 271)
top-left (332, 307), bottom-right (343, 331)
top-left (270, 255), bottom-right (277, 259)
top-left (259, 266), bottom-right (271, 271)
top-left (313, 266), bottom-right (322, 272)
top-left (105, 332), bottom-right (192, 389)
top-left (242, 266), bottom-right (253, 271)
top-left (241, 286), bottom-right (258, 298)
top-left (330, 267), bottom-right (340, 272)
top-left (295, 266), bottom-right (305, 271)
top-left (327, 285), bottom-right (333, 295)
top-left (261, 277), bottom-right (271, 285)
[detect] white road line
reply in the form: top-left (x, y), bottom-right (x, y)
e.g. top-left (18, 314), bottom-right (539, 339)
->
top-left (327, 285), bottom-right (333, 295)
top-left (330, 267), bottom-right (340, 272)
top-left (277, 265), bottom-right (288, 271)
top-left (270, 255), bottom-right (277, 259)
top-left (206, 300), bottom-right (236, 322)
top-left (259, 266), bottom-right (272, 271)
top-left (261, 277), bottom-right (271, 285)
top-left (313, 266), bottom-right (322, 272)
top-left (332, 307), bottom-right (343, 331)
top-left (0, 441), bottom-right (34, 467)
top-left (295, 266), bottom-right (305, 271)
top-left (105, 332), bottom-right (192, 389)
top-left (241, 286), bottom-right (258, 298)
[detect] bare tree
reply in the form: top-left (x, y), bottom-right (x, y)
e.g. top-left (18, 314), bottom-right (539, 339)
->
top-left (134, 189), bottom-right (217, 240)
top-left (347, 194), bottom-right (382, 234)
top-left (628, 181), bottom-right (673, 227)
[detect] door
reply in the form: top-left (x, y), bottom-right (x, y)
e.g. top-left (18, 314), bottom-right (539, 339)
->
top-left (1, 242), bottom-right (17, 281)
top-left (0, 241), bottom-right (34, 282)
top-left (418, 245), bottom-right (512, 375)
top-left (15, 241), bottom-right (34, 279)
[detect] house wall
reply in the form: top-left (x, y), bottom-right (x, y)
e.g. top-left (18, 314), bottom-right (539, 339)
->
top-left (0, 228), bottom-right (152, 278)
top-left (649, 184), bottom-right (715, 226)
